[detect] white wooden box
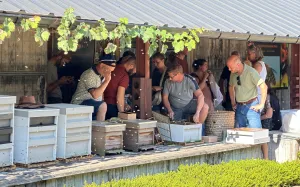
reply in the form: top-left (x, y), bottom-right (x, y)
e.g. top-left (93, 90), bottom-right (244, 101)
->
top-left (157, 123), bottom-right (202, 143)
top-left (14, 108), bottom-right (59, 164)
top-left (280, 109), bottom-right (300, 133)
top-left (46, 104), bottom-right (93, 159)
top-left (226, 128), bottom-right (270, 145)
top-left (0, 95), bottom-right (16, 167)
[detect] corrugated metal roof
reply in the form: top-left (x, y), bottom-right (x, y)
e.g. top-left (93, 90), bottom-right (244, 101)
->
top-left (0, 0), bottom-right (300, 39)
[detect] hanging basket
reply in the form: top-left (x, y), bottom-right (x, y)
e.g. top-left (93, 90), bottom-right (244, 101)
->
top-left (205, 111), bottom-right (235, 141)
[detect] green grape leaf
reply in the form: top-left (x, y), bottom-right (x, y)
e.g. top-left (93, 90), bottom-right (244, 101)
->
top-left (148, 42), bottom-right (158, 56)
top-left (41, 29), bottom-right (50, 41)
top-left (120, 37), bottom-right (126, 49)
top-left (104, 43), bottom-right (117, 54)
top-left (119, 17), bottom-right (128, 25)
top-left (185, 40), bottom-right (196, 51)
top-left (172, 40), bottom-right (184, 53)
top-left (68, 38), bottom-right (78, 52)
top-left (161, 44), bottom-right (168, 54)
top-left (125, 36), bottom-right (132, 48)
top-left (174, 33), bottom-right (182, 41)
top-left (21, 20), bottom-right (30, 31)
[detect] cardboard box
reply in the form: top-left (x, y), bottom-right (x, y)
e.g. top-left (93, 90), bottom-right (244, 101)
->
top-left (118, 112), bottom-right (136, 120)
top-left (202, 136), bottom-right (218, 143)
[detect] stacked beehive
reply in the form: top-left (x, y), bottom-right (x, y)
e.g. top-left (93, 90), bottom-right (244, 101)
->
top-left (46, 104), bottom-right (93, 159)
top-left (122, 119), bottom-right (157, 152)
top-left (92, 121), bottom-right (126, 156)
top-left (14, 108), bottom-right (59, 164)
top-left (0, 95), bottom-right (16, 167)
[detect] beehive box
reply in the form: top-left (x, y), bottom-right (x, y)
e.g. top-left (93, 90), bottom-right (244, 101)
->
top-left (122, 119), bottom-right (157, 152)
top-left (0, 95), bottom-right (16, 167)
top-left (46, 104), bottom-right (93, 159)
top-left (226, 128), bottom-right (270, 145)
top-left (157, 123), bottom-right (202, 143)
top-left (14, 108), bottom-right (59, 164)
top-left (92, 121), bottom-right (126, 156)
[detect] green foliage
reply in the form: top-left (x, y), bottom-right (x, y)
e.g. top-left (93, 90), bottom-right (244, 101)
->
top-left (20, 16), bottom-right (49, 46)
top-left (21, 16), bottom-right (41, 31)
top-left (0, 7), bottom-right (205, 55)
top-left (0, 18), bottom-right (15, 44)
top-left (34, 28), bottom-right (50, 46)
top-left (84, 159), bottom-right (300, 187)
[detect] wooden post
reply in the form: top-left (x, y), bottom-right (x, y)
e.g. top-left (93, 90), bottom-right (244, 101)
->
top-left (144, 42), bottom-right (150, 78)
top-left (290, 44), bottom-right (300, 109)
top-left (135, 37), bottom-right (146, 77)
top-left (133, 38), bottom-right (152, 119)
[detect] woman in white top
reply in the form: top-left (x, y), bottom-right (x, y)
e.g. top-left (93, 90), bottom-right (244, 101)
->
top-left (247, 44), bottom-right (267, 103)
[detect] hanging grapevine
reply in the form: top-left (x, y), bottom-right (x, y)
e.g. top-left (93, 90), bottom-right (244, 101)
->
top-left (21, 16), bottom-right (50, 46)
top-left (0, 7), bottom-right (205, 56)
top-left (0, 18), bottom-right (15, 44)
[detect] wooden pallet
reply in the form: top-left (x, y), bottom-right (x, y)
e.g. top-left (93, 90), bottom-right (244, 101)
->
top-left (57, 154), bottom-right (94, 163)
top-left (16, 160), bottom-right (59, 168)
top-left (105, 149), bottom-right (124, 155)
top-left (163, 140), bottom-right (204, 146)
top-left (0, 164), bottom-right (16, 172)
top-left (138, 145), bottom-right (156, 151)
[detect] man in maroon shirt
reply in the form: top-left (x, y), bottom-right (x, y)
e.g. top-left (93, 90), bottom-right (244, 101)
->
top-left (176, 47), bottom-right (189, 74)
top-left (104, 56), bottom-right (136, 119)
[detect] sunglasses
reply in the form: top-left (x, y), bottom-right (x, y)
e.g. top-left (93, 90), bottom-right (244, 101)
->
top-left (237, 76), bottom-right (241, 86)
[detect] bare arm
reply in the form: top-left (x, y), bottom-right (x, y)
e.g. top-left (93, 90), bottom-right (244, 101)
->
top-left (253, 63), bottom-right (262, 74)
top-left (47, 80), bottom-right (61, 93)
top-left (229, 85), bottom-right (236, 108)
top-left (258, 80), bottom-right (268, 107)
top-left (261, 107), bottom-right (273, 120)
top-left (162, 94), bottom-right (172, 113)
top-left (199, 76), bottom-right (207, 90)
top-left (47, 76), bottom-right (72, 93)
top-left (116, 86), bottom-right (125, 112)
top-left (194, 89), bottom-right (205, 114)
top-left (89, 79), bottom-right (110, 99)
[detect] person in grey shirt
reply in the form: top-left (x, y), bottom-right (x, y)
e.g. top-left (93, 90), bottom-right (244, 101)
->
top-left (162, 63), bottom-right (209, 123)
top-left (47, 52), bottom-right (73, 104)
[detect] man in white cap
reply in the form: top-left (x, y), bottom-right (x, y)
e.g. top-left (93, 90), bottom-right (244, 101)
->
top-left (71, 54), bottom-right (116, 121)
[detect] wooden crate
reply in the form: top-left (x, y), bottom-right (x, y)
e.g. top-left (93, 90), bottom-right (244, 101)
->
top-left (14, 108), bottom-right (59, 164)
top-left (157, 123), bottom-right (202, 143)
top-left (46, 104), bottom-right (93, 159)
top-left (92, 121), bottom-right (126, 156)
top-left (226, 128), bottom-right (270, 145)
top-left (123, 119), bottom-right (157, 152)
top-left (118, 112), bottom-right (136, 120)
top-left (0, 95), bottom-right (16, 167)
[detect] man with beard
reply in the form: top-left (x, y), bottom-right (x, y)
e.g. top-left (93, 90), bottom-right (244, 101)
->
top-left (104, 56), bottom-right (136, 119)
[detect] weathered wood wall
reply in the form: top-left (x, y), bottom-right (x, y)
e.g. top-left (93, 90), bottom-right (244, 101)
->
top-left (192, 38), bottom-right (290, 110)
top-left (0, 27), bottom-right (47, 103)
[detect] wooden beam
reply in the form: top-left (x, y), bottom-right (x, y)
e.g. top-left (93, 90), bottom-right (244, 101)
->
top-left (290, 44), bottom-right (300, 109)
top-left (144, 42), bottom-right (150, 78)
top-left (135, 37), bottom-right (145, 77)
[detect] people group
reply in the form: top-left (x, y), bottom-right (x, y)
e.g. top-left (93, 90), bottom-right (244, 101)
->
top-left (48, 45), bottom-right (283, 159)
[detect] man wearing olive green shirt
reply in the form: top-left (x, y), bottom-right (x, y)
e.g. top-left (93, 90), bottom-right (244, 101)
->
top-left (227, 55), bottom-right (268, 159)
